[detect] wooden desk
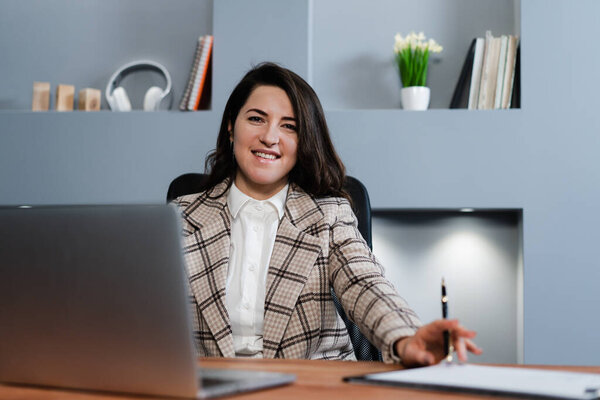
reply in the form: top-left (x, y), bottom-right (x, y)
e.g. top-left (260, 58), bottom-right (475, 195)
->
top-left (1, 358), bottom-right (599, 400)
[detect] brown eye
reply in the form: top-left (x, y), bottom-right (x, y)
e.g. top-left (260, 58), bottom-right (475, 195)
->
top-left (282, 123), bottom-right (297, 131)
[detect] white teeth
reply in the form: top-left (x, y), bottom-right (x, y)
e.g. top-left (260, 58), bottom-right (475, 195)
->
top-left (254, 151), bottom-right (277, 160)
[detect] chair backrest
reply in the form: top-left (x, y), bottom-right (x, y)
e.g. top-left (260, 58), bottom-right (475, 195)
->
top-left (166, 173), bottom-right (209, 204)
top-left (166, 173), bottom-right (382, 361)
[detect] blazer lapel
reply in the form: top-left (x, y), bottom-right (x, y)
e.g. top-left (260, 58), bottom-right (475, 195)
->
top-left (262, 186), bottom-right (325, 358)
top-left (182, 182), bottom-right (235, 357)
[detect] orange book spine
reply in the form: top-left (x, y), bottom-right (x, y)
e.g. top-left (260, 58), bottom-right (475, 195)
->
top-left (193, 35), bottom-right (213, 111)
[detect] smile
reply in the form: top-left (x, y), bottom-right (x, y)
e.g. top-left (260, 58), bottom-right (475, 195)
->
top-left (252, 151), bottom-right (280, 160)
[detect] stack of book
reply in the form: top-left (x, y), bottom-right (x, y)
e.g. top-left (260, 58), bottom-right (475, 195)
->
top-left (179, 35), bottom-right (214, 111)
top-left (450, 31), bottom-right (520, 110)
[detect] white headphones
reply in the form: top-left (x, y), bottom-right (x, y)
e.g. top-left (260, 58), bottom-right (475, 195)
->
top-left (106, 60), bottom-right (173, 111)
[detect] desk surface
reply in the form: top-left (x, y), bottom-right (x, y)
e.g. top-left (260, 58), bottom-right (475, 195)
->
top-left (1, 358), bottom-right (599, 400)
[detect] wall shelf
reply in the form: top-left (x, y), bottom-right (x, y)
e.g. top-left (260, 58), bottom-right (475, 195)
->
top-left (311, 0), bottom-right (520, 110)
top-left (0, 0), bottom-right (212, 112)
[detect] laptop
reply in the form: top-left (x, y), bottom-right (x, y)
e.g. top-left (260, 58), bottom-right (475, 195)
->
top-left (0, 204), bottom-right (295, 398)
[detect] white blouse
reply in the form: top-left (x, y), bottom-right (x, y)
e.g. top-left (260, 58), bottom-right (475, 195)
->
top-left (225, 182), bottom-right (287, 357)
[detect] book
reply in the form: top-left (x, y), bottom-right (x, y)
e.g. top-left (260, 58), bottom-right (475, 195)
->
top-left (188, 35), bottom-right (213, 111)
top-left (449, 38), bottom-right (476, 109)
top-left (467, 37), bottom-right (485, 110)
top-left (493, 35), bottom-right (509, 109)
top-left (501, 35), bottom-right (520, 109)
top-left (477, 31), bottom-right (502, 110)
top-left (179, 36), bottom-right (205, 111)
top-left (457, 32), bottom-right (520, 110)
top-left (510, 44), bottom-right (521, 108)
top-left (196, 49), bottom-right (213, 111)
top-left (476, 31), bottom-right (493, 109)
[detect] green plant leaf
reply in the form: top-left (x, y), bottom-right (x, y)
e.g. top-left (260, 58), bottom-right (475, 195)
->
top-left (394, 37), bottom-right (437, 87)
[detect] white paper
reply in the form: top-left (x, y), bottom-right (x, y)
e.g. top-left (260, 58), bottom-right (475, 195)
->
top-left (364, 363), bottom-right (600, 400)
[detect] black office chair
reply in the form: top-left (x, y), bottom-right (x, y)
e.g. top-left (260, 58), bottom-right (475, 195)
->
top-left (167, 173), bottom-right (382, 361)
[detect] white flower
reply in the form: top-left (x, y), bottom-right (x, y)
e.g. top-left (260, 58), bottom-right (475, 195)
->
top-left (394, 31), bottom-right (443, 53)
top-left (394, 31), bottom-right (443, 56)
top-left (394, 33), bottom-right (407, 53)
top-left (426, 38), bottom-right (443, 53)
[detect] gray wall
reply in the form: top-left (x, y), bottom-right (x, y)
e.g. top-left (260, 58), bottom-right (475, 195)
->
top-left (372, 211), bottom-right (522, 364)
top-left (1, 0), bottom-right (600, 365)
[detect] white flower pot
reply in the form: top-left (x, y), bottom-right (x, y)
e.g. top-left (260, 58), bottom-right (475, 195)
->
top-left (401, 86), bottom-right (430, 110)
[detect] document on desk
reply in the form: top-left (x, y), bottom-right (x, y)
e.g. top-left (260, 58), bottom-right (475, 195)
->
top-left (344, 363), bottom-right (600, 400)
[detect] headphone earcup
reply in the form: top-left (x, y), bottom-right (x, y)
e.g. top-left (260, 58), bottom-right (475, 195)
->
top-left (110, 87), bottom-right (132, 111)
top-left (143, 86), bottom-right (164, 111)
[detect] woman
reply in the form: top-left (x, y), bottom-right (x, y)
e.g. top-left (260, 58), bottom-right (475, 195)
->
top-left (173, 62), bottom-right (481, 365)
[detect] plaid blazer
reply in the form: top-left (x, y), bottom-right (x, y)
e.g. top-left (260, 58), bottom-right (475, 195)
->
top-left (173, 180), bottom-right (421, 363)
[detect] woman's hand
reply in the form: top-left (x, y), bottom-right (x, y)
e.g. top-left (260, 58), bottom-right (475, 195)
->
top-left (394, 319), bottom-right (482, 367)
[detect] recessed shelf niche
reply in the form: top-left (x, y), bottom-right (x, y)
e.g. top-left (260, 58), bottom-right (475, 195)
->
top-left (372, 209), bottom-right (523, 363)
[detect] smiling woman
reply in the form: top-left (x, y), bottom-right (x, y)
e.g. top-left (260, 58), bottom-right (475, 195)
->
top-left (171, 62), bottom-right (481, 365)
top-left (229, 85), bottom-right (299, 200)
top-left (196, 62), bottom-right (349, 202)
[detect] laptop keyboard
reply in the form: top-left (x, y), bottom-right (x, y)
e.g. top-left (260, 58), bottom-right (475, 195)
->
top-left (196, 368), bottom-right (295, 397)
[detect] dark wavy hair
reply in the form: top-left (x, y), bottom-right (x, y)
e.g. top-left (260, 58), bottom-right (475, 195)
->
top-left (202, 62), bottom-right (348, 200)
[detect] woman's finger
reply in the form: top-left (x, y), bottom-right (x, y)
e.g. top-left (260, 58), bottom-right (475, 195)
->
top-left (452, 324), bottom-right (478, 339)
top-left (464, 338), bottom-right (483, 355)
top-left (455, 337), bottom-right (468, 362)
top-left (405, 346), bottom-right (435, 367)
top-left (419, 319), bottom-right (459, 340)
top-left (432, 319), bottom-right (460, 332)
top-left (452, 337), bottom-right (483, 362)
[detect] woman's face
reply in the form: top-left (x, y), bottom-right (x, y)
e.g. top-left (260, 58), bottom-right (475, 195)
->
top-left (230, 85), bottom-right (299, 200)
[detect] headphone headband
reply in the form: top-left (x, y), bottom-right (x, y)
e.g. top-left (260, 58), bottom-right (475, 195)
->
top-left (106, 60), bottom-right (173, 110)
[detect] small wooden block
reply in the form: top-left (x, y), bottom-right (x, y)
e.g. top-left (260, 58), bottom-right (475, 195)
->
top-left (32, 82), bottom-right (50, 111)
top-left (55, 84), bottom-right (75, 111)
top-left (78, 88), bottom-right (101, 111)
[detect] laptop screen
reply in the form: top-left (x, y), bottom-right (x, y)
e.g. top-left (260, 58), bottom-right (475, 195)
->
top-left (0, 205), bottom-right (199, 398)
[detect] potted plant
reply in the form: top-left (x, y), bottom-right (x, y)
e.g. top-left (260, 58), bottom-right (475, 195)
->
top-left (394, 31), bottom-right (443, 110)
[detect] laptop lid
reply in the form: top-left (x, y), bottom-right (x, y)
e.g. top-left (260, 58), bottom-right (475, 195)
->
top-left (0, 204), bottom-right (199, 398)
